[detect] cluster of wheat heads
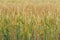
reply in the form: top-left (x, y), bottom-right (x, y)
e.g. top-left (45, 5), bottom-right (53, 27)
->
top-left (0, 3), bottom-right (60, 40)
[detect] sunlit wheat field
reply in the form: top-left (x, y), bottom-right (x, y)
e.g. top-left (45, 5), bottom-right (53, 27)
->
top-left (0, 0), bottom-right (60, 40)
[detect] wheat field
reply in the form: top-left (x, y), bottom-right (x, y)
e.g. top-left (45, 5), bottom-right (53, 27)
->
top-left (0, 0), bottom-right (60, 40)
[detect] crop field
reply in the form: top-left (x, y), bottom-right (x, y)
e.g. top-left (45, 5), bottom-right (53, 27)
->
top-left (0, 0), bottom-right (60, 40)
